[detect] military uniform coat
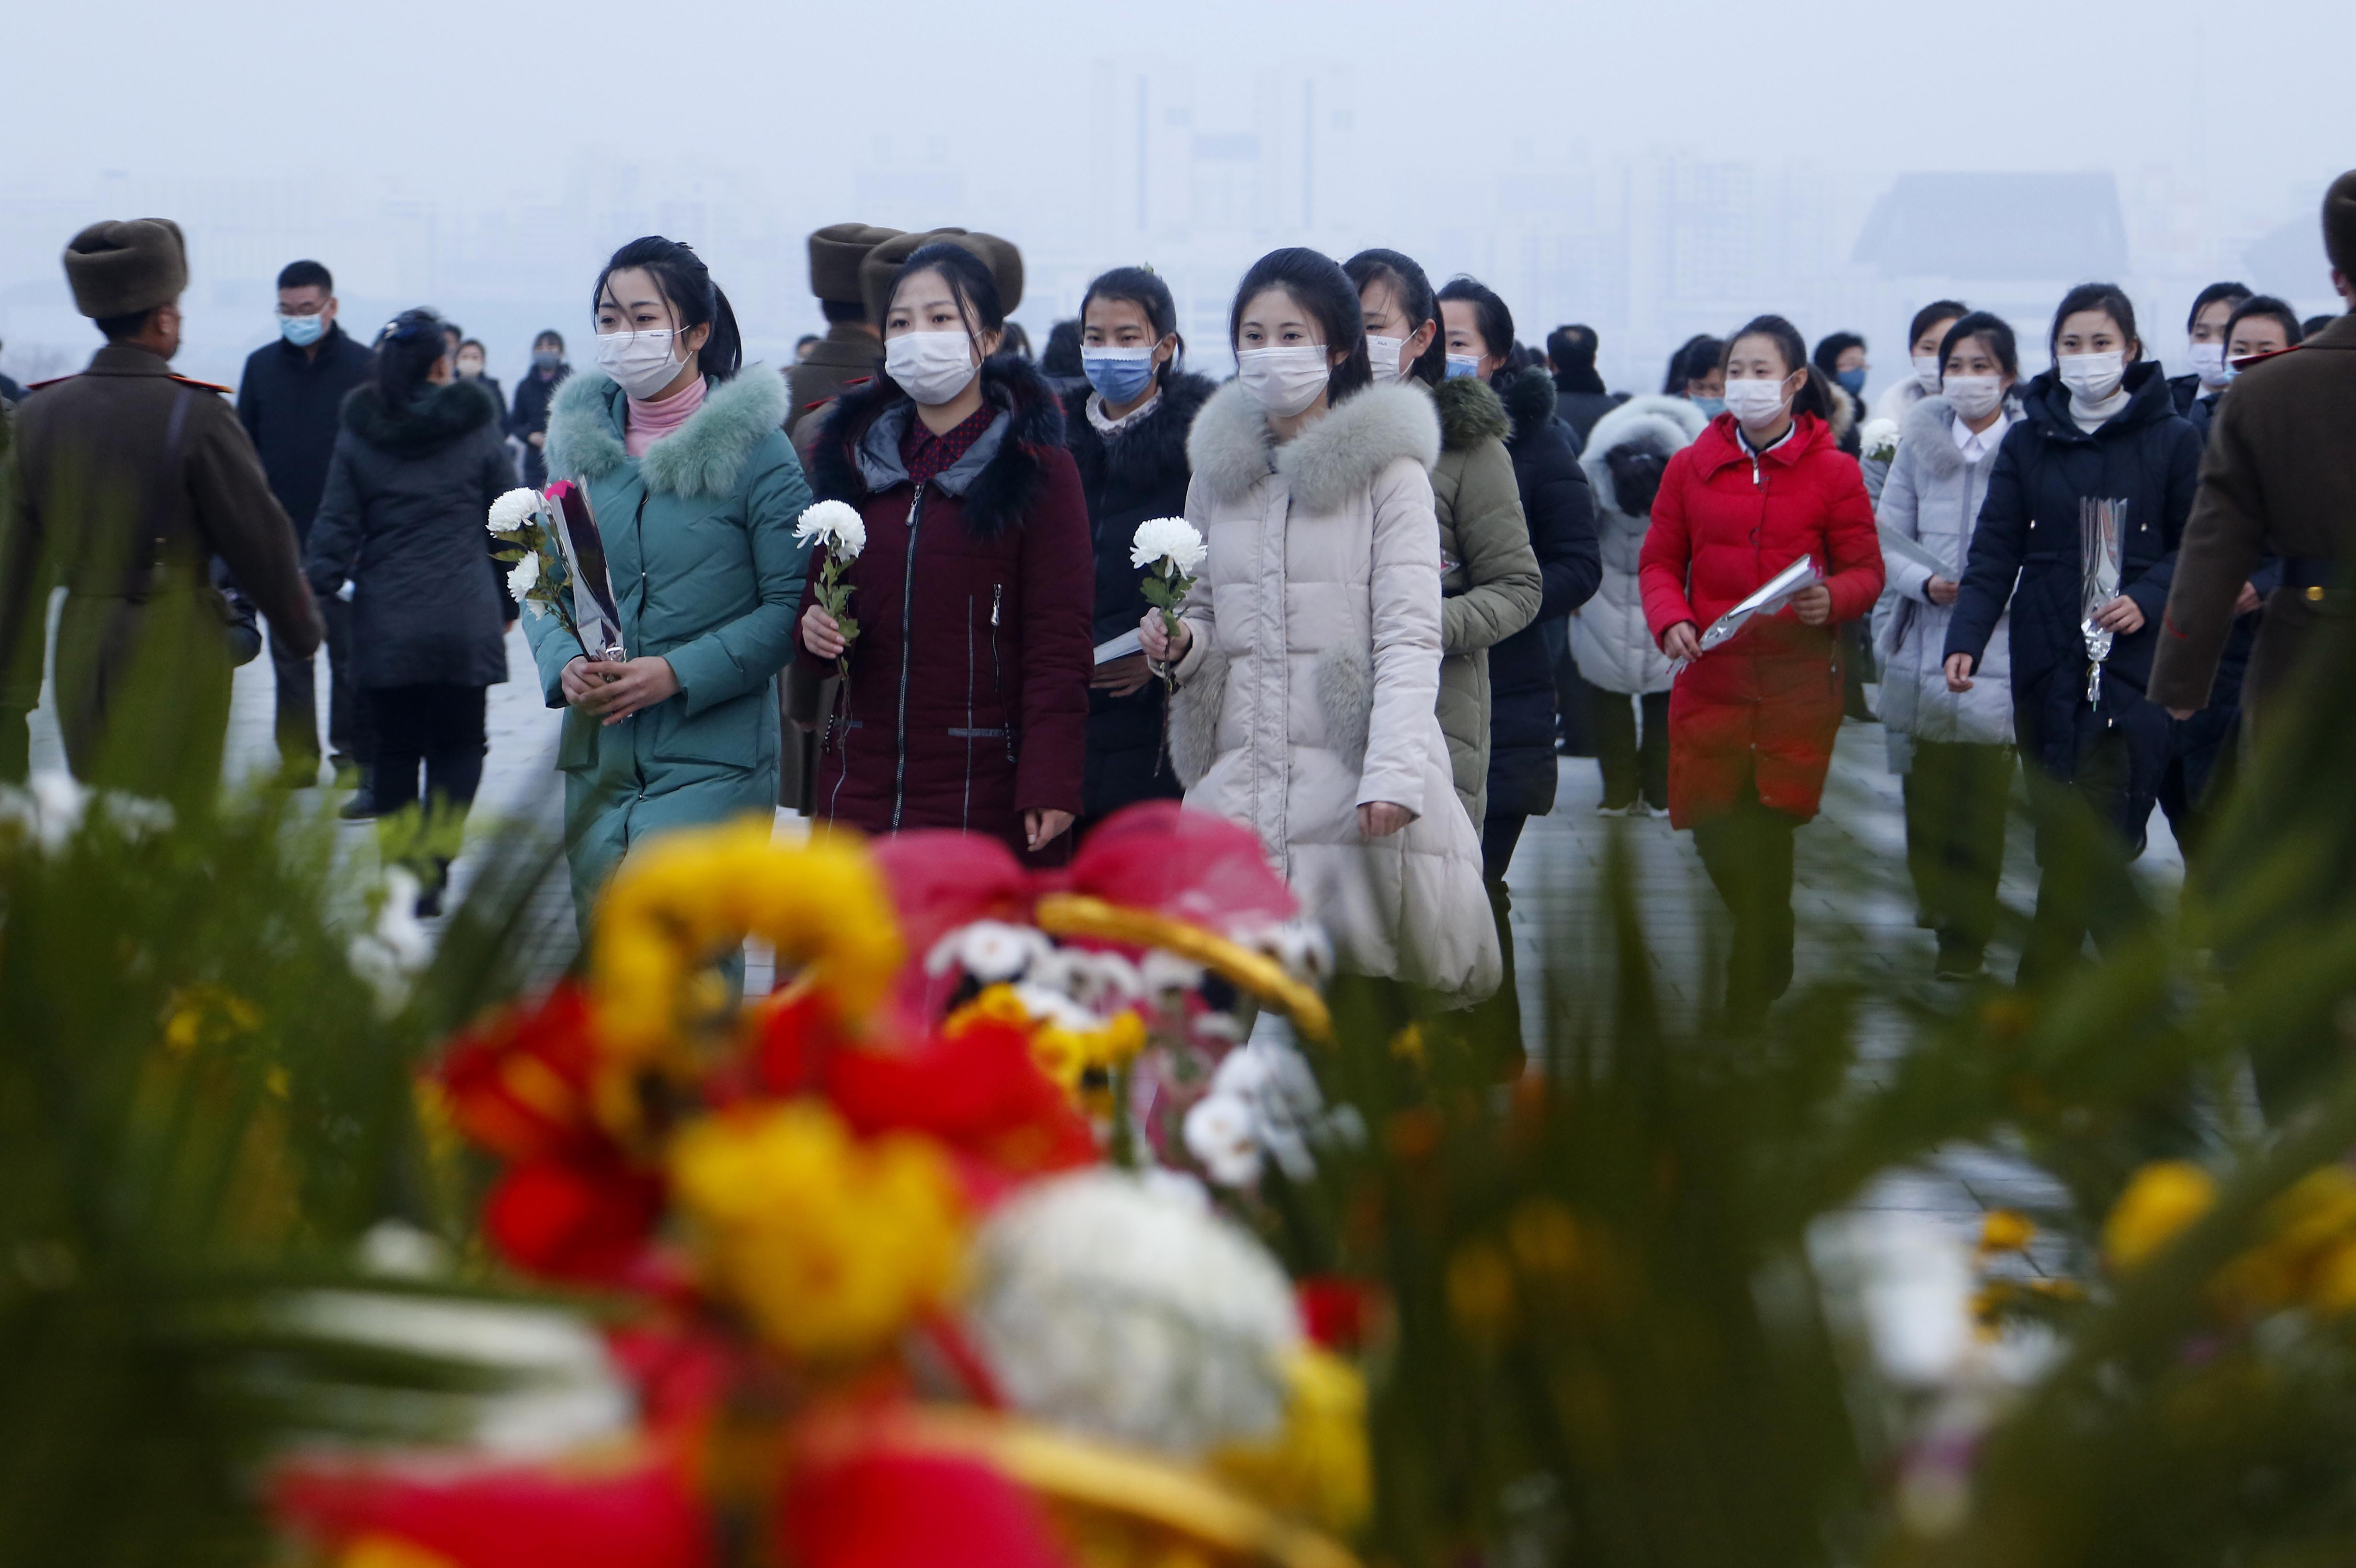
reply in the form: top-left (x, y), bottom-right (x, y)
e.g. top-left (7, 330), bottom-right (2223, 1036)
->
top-left (2, 343), bottom-right (320, 801)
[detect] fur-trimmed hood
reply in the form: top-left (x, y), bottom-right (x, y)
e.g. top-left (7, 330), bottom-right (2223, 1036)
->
top-left (543, 368), bottom-right (790, 500)
top-left (1428, 374), bottom-right (1508, 452)
top-left (1494, 364), bottom-right (1560, 446)
top-left (1187, 380), bottom-right (1441, 515)
top-left (1898, 392), bottom-right (2022, 481)
top-left (808, 353), bottom-right (1066, 540)
top-left (340, 378), bottom-right (500, 458)
top-left (1825, 380), bottom-right (1859, 447)
top-left (1063, 370), bottom-right (1215, 492)
top-left (1580, 394), bottom-right (1706, 514)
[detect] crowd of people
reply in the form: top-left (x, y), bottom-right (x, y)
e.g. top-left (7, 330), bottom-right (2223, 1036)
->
top-left (4, 172), bottom-right (2354, 1023)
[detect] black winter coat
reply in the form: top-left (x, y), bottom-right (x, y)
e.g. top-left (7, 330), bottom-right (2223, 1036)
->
top-left (237, 323), bottom-right (376, 535)
top-left (1944, 362), bottom-right (2201, 779)
top-left (1551, 380), bottom-right (1628, 454)
top-left (1487, 367), bottom-right (1602, 819)
top-left (1065, 372), bottom-right (1213, 822)
top-left (507, 364), bottom-right (571, 489)
top-left (305, 380), bottom-right (516, 690)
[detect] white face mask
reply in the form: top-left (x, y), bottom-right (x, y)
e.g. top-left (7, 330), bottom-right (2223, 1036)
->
top-left (596, 328), bottom-right (688, 400)
top-left (1235, 345), bottom-right (1331, 418)
top-left (2057, 351), bottom-right (2127, 403)
top-left (885, 329), bottom-right (980, 406)
top-left (2188, 341), bottom-right (2230, 390)
top-left (1943, 375), bottom-right (2005, 422)
top-left (1723, 375), bottom-right (1793, 427)
top-left (1912, 355), bottom-right (1943, 393)
top-left (1365, 334), bottom-right (1408, 385)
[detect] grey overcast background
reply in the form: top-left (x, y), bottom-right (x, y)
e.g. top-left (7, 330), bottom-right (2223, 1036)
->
top-left (4, 0), bottom-right (2352, 406)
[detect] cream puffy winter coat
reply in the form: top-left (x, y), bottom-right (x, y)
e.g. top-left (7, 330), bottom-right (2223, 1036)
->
top-left (1569, 396), bottom-right (1701, 696)
top-left (1167, 381), bottom-right (1502, 1005)
top-left (1874, 393), bottom-right (2016, 770)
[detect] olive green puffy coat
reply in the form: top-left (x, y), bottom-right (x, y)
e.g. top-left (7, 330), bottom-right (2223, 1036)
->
top-left (1426, 375), bottom-right (1541, 829)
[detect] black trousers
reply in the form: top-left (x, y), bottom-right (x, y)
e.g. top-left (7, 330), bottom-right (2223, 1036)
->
top-left (1901, 741), bottom-right (2014, 966)
top-left (271, 595), bottom-right (367, 771)
top-left (1589, 688), bottom-right (1669, 810)
top-left (1462, 813), bottom-right (1532, 1075)
top-left (2157, 705), bottom-right (2240, 859)
top-left (371, 683), bottom-right (488, 883)
top-left (1691, 782), bottom-right (1800, 1025)
top-left (2016, 699), bottom-right (2161, 989)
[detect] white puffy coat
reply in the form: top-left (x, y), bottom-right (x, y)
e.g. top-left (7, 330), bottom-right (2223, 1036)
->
top-left (1569, 395), bottom-right (1703, 696)
top-left (1167, 381), bottom-right (1500, 1005)
top-left (1874, 393), bottom-right (2016, 770)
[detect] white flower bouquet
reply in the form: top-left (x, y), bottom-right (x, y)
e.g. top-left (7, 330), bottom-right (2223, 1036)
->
top-left (794, 500), bottom-right (868, 685)
top-left (487, 486), bottom-right (598, 657)
top-left (1131, 516), bottom-right (1207, 775)
top-left (1861, 417), bottom-right (1901, 466)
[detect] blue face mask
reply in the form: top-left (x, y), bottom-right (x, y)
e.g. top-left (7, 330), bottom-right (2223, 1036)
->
top-left (279, 312), bottom-right (326, 348)
top-left (1835, 366), bottom-right (1867, 396)
top-left (1081, 346), bottom-right (1158, 406)
top-left (1444, 353), bottom-right (1483, 380)
top-left (1691, 395), bottom-right (1726, 417)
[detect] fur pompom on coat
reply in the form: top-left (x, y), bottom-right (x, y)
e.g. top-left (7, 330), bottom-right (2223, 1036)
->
top-left (1167, 380), bottom-right (1501, 1005)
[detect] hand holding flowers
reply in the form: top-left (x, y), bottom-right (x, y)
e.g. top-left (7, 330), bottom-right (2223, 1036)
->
top-left (487, 486), bottom-right (583, 652)
top-left (795, 500), bottom-right (868, 680)
top-left (1131, 516), bottom-right (1205, 683)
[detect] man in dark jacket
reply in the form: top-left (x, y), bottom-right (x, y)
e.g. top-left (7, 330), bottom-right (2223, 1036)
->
top-left (506, 329), bottom-right (570, 489)
top-left (1544, 324), bottom-right (1627, 455)
top-left (236, 258), bottom-right (373, 786)
top-left (2, 219), bottom-right (321, 803)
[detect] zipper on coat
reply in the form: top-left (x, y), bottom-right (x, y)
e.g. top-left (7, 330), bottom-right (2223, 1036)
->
top-left (991, 584), bottom-right (1012, 763)
top-left (891, 482), bottom-right (927, 830)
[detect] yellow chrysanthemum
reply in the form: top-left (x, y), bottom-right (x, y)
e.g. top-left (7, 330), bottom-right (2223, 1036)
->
top-left (1212, 1346), bottom-right (1373, 1535)
top-left (669, 1100), bottom-right (963, 1360)
top-left (1977, 1209), bottom-right (2036, 1258)
top-left (339, 1536), bottom-right (461, 1568)
top-left (589, 819), bottom-right (904, 1069)
top-left (161, 983), bottom-right (260, 1055)
top-left (949, 984), bottom-right (1149, 1109)
top-left (2104, 1160), bottom-right (2217, 1273)
top-left (1447, 1242), bottom-right (1518, 1344)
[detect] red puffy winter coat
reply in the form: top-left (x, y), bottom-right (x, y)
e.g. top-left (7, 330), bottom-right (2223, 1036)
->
top-left (801, 356), bottom-right (1094, 860)
top-left (1637, 412), bottom-right (1882, 827)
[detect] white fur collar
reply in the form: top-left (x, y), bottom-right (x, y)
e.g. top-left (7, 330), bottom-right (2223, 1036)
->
top-left (1186, 380), bottom-right (1441, 514)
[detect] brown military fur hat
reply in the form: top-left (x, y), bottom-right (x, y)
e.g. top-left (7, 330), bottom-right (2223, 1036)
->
top-left (809, 223), bottom-right (904, 307)
top-left (63, 218), bottom-right (188, 319)
top-left (859, 228), bottom-right (1026, 325)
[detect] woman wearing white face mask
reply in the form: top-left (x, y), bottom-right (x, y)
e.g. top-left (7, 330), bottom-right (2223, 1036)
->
top-left (1140, 247), bottom-right (1501, 1005)
top-left (1872, 300), bottom-right (1969, 426)
top-left (1873, 311), bottom-right (2023, 979)
top-left (536, 236), bottom-right (814, 926)
top-left (1941, 282), bottom-right (2202, 985)
top-left (798, 241), bottom-right (1094, 863)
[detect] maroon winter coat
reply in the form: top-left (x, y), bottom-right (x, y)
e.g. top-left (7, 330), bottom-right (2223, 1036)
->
top-left (801, 355), bottom-right (1094, 858)
top-left (1637, 412), bottom-right (1882, 828)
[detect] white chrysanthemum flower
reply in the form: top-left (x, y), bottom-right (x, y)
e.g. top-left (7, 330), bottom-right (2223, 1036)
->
top-left (1236, 917), bottom-right (1335, 983)
top-left (506, 549), bottom-right (540, 602)
top-left (1203, 1040), bottom-right (1329, 1182)
top-left (966, 1169), bottom-right (1300, 1457)
top-left (1029, 947), bottom-right (1144, 1012)
top-left (1183, 1092), bottom-right (1263, 1187)
top-left (0, 771), bottom-right (91, 853)
top-left (1010, 981), bottom-right (1106, 1034)
top-left (1140, 950), bottom-right (1208, 996)
top-left (1129, 515), bottom-right (1207, 575)
top-left (487, 488), bottom-right (541, 537)
top-left (794, 499), bottom-right (869, 561)
top-left (923, 919), bottom-right (1051, 982)
top-left (348, 867), bottom-right (432, 1014)
top-left (1860, 417), bottom-right (1901, 463)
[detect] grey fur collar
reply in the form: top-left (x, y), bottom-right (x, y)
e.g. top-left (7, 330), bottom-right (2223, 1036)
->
top-left (1580, 395), bottom-right (1706, 511)
top-left (1187, 380), bottom-right (1441, 514)
top-left (1901, 393), bottom-right (2016, 480)
top-left (543, 368), bottom-right (788, 500)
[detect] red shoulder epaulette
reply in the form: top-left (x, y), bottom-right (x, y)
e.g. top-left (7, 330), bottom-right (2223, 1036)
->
top-left (168, 373), bottom-right (234, 394)
top-left (25, 375), bottom-right (77, 391)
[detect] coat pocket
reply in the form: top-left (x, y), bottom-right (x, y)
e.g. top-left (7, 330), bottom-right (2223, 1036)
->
top-left (649, 687), bottom-right (765, 771)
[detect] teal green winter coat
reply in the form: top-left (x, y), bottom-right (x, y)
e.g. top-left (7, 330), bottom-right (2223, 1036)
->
top-left (533, 368), bottom-right (812, 921)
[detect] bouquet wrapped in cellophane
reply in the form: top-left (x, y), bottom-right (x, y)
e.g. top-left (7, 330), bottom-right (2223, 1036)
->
top-left (488, 485), bottom-right (625, 662)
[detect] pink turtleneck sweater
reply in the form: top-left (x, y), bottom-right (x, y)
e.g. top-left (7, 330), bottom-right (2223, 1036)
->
top-left (624, 375), bottom-right (706, 457)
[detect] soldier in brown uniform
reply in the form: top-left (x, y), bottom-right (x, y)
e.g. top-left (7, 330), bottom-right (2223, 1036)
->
top-left (0, 218), bottom-right (322, 805)
top-left (783, 223), bottom-right (903, 459)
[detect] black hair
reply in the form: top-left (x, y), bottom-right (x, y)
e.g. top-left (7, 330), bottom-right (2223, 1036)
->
top-left (794, 332), bottom-right (821, 349)
top-left (820, 298), bottom-right (868, 326)
top-left (1812, 331), bottom-right (1866, 375)
top-left (1436, 275), bottom-right (1515, 371)
top-left (2303, 313), bottom-right (2341, 338)
top-left (1342, 249), bottom-right (1446, 386)
top-left (1605, 445), bottom-right (1668, 519)
top-left (1001, 322), bottom-right (1034, 360)
top-left (534, 329), bottom-right (565, 351)
top-left (593, 235), bottom-right (744, 383)
top-left (1080, 265), bottom-right (1187, 388)
top-left (1228, 247), bottom-right (1371, 404)
top-left (441, 323), bottom-right (463, 344)
top-left (1907, 300), bottom-right (1968, 350)
top-left (1663, 333), bottom-right (1720, 394)
top-left (1721, 314), bottom-right (1834, 422)
top-left (93, 307), bottom-right (160, 343)
top-left (1042, 319), bottom-right (1083, 376)
top-left (2329, 170), bottom-right (2356, 276)
top-left (1547, 323), bottom-right (1598, 369)
top-left (2222, 294), bottom-right (2305, 352)
top-left (2049, 282), bottom-right (2140, 357)
top-left (457, 338), bottom-right (486, 357)
top-left (2185, 280), bottom-right (2253, 334)
top-left (373, 307), bottom-right (449, 406)
top-left (885, 241), bottom-right (1006, 378)
top-left (277, 259), bottom-right (332, 294)
top-left (1935, 311), bottom-right (2019, 380)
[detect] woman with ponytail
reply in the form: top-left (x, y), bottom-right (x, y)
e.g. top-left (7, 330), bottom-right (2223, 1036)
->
top-left (1638, 314), bottom-right (1883, 1025)
top-left (536, 236), bottom-right (814, 922)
